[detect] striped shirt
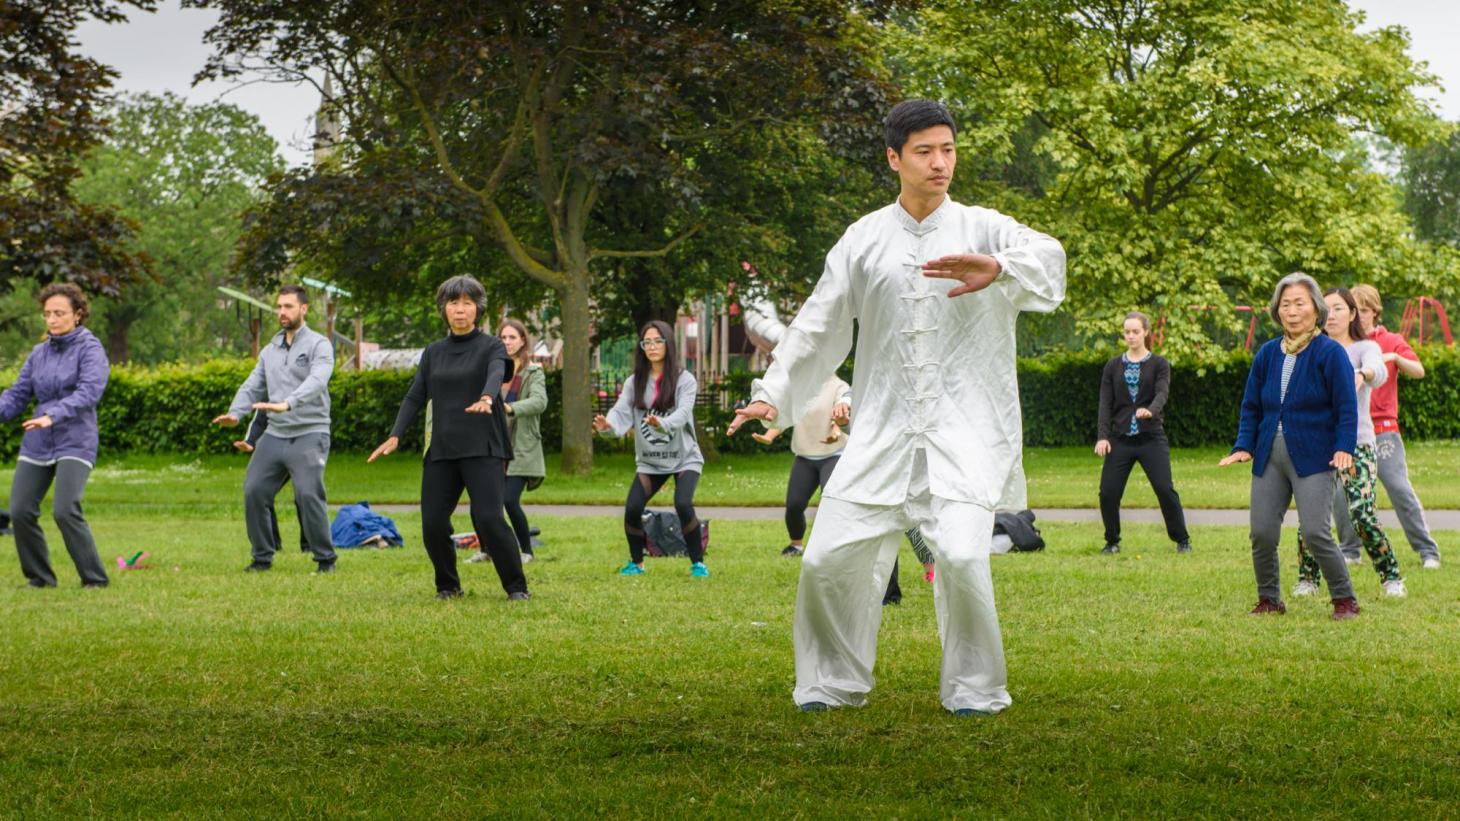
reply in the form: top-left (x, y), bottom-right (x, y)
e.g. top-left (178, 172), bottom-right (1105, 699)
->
top-left (1276, 352), bottom-right (1297, 435)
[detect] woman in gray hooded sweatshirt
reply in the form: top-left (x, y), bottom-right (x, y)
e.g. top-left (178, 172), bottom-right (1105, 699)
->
top-left (593, 320), bottom-right (707, 578)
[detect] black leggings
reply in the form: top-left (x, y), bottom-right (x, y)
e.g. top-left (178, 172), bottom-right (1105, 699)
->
top-left (421, 456), bottom-right (527, 594)
top-left (504, 475), bottom-right (533, 554)
top-left (624, 470), bottom-right (702, 564)
top-left (1098, 431), bottom-right (1189, 545)
top-left (785, 455), bottom-right (840, 541)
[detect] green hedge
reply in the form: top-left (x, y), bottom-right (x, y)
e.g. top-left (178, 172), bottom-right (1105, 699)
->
top-left (0, 346), bottom-right (1455, 458)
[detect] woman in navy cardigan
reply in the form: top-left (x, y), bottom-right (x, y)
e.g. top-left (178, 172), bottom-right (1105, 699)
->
top-left (1220, 272), bottom-right (1359, 619)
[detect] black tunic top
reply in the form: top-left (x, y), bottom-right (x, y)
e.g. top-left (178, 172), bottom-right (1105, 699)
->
top-left (390, 329), bottom-right (515, 461)
top-left (1097, 353), bottom-right (1171, 439)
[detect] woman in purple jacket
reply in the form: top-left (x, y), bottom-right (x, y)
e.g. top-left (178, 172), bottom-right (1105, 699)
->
top-left (0, 283), bottom-right (111, 588)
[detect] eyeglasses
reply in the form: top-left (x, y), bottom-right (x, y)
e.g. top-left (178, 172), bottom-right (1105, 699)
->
top-left (639, 338), bottom-right (667, 349)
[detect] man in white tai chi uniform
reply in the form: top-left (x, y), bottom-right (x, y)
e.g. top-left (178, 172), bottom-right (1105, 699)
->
top-left (729, 100), bottom-right (1065, 716)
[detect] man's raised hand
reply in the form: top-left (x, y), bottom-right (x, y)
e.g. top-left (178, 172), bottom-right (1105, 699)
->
top-left (922, 253), bottom-right (1002, 298)
top-left (727, 401), bottom-right (777, 435)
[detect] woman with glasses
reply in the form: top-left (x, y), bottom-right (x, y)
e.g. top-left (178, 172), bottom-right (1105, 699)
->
top-left (593, 320), bottom-right (708, 578)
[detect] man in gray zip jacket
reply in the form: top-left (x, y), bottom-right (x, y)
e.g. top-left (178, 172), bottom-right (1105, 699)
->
top-left (212, 285), bottom-right (338, 572)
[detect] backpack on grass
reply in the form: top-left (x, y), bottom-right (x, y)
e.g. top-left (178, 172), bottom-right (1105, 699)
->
top-left (642, 511), bottom-right (710, 558)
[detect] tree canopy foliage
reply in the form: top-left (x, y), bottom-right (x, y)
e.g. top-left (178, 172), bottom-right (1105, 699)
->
top-left (73, 92), bottom-right (281, 363)
top-left (0, 0), bottom-right (156, 294)
top-left (191, 0), bottom-right (900, 471)
top-left (893, 0), bottom-right (1448, 356)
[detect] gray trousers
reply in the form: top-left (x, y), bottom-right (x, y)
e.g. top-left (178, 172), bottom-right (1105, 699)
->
top-left (1337, 431), bottom-right (1440, 561)
top-left (1250, 433), bottom-right (1353, 601)
top-left (244, 433), bottom-right (336, 565)
top-left (12, 459), bottom-right (108, 587)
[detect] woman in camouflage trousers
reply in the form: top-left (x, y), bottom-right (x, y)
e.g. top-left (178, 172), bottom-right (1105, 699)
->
top-left (1294, 288), bottom-right (1407, 598)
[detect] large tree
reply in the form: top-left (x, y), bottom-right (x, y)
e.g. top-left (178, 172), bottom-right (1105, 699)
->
top-left (0, 0), bottom-right (154, 294)
top-left (892, 0), bottom-right (1445, 355)
top-left (192, 0), bottom-right (896, 471)
top-left (74, 92), bottom-right (282, 363)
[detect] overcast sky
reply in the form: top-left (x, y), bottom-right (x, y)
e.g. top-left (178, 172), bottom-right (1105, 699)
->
top-left (75, 0), bottom-right (1460, 169)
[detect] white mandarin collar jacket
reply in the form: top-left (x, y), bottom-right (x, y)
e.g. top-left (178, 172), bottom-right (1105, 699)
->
top-left (752, 197), bottom-right (1066, 509)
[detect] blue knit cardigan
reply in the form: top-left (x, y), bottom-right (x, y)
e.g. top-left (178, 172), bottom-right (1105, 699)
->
top-left (1232, 335), bottom-right (1357, 478)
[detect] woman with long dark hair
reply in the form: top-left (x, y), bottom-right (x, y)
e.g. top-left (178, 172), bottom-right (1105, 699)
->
top-left (593, 320), bottom-right (707, 577)
top-left (1292, 287), bottom-right (1406, 598)
top-left (1094, 311), bottom-right (1191, 555)
top-left (495, 318), bottom-right (547, 563)
top-left (0, 283), bottom-right (110, 588)
top-left (369, 275), bottom-right (529, 601)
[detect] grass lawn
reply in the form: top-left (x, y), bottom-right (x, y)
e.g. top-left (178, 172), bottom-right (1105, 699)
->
top-left (63, 438), bottom-right (1460, 510)
top-left (1, 457), bottom-right (1458, 816)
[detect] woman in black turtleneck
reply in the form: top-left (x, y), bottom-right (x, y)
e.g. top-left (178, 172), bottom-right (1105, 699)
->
top-left (370, 275), bottom-right (528, 601)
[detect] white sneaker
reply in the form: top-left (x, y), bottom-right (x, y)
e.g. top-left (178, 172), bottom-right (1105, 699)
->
top-left (1292, 580), bottom-right (1319, 597)
top-left (1382, 579), bottom-right (1408, 597)
top-left (1344, 556), bottom-right (1363, 567)
top-left (520, 552), bottom-right (535, 564)
top-left (466, 551), bottom-right (493, 564)
top-left (1422, 557), bottom-right (1441, 570)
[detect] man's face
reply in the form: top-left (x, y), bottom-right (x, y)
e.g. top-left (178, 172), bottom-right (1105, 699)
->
top-left (276, 294), bottom-right (307, 331)
top-left (887, 125), bottom-right (956, 199)
top-left (1357, 306), bottom-right (1379, 335)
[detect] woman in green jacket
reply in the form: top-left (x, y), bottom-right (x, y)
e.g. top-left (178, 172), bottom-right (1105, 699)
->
top-left (493, 319), bottom-right (547, 562)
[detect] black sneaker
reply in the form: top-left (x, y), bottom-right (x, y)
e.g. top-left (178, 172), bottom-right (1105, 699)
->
top-left (244, 561), bottom-right (272, 572)
top-left (882, 596), bottom-right (902, 606)
top-left (1101, 544), bottom-right (1120, 555)
top-left (436, 589), bottom-right (464, 600)
top-left (314, 560), bottom-right (336, 574)
top-left (26, 578), bottom-right (55, 589)
top-left (508, 591), bottom-right (530, 601)
top-left (1176, 541), bottom-right (1193, 554)
top-left (781, 544), bottom-right (804, 558)
top-left (81, 581), bottom-right (108, 589)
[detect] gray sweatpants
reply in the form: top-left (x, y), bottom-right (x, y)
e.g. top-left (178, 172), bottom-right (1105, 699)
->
top-left (1337, 431), bottom-right (1440, 562)
top-left (244, 432), bottom-right (336, 565)
top-left (11, 459), bottom-right (108, 587)
top-left (1250, 433), bottom-right (1353, 601)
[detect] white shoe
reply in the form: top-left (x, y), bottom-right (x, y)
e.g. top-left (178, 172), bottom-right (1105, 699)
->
top-left (1344, 556), bottom-right (1363, 567)
top-left (520, 552), bottom-right (535, 564)
top-left (466, 551), bottom-right (493, 564)
top-left (1422, 557), bottom-right (1441, 570)
top-left (1382, 579), bottom-right (1408, 597)
top-left (1292, 580), bottom-right (1319, 597)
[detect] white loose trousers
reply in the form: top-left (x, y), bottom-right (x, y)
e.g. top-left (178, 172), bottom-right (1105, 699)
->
top-left (793, 453), bottom-right (1011, 714)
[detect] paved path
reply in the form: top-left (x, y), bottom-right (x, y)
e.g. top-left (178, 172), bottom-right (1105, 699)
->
top-left (360, 503), bottom-right (1460, 530)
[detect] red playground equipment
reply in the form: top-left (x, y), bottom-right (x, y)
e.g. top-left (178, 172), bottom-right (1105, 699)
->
top-left (1399, 296), bottom-right (1453, 347)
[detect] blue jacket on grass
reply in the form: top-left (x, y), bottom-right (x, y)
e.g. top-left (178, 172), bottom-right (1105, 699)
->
top-left (1233, 335), bottom-right (1357, 478)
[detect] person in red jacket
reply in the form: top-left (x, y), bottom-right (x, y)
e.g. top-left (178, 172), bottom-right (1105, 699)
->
top-left (1344, 285), bottom-right (1441, 569)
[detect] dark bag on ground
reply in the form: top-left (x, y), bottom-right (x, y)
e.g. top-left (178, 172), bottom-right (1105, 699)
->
top-left (642, 511), bottom-right (710, 558)
top-left (994, 509), bottom-right (1044, 552)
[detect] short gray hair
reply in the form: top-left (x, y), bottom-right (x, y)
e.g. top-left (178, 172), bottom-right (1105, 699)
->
top-left (435, 275), bottom-right (488, 325)
top-left (1269, 272), bottom-right (1328, 328)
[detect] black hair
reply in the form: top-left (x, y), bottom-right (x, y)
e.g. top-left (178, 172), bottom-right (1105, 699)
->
top-left (277, 284), bottom-right (309, 305)
top-left (1322, 287), bottom-right (1366, 341)
top-left (631, 320), bottom-right (680, 413)
top-left (434, 275), bottom-right (488, 327)
top-left (884, 99), bottom-right (957, 155)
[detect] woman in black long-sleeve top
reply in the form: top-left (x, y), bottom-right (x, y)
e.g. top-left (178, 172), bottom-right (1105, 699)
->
top-left (1094, 311), bottom-right (1191, 555)
top-left (370, 275), bottom-right (529, 600)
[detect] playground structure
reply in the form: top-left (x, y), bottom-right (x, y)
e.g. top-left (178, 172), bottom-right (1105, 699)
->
top-left (1400, 296), bottom-right (1453, 347)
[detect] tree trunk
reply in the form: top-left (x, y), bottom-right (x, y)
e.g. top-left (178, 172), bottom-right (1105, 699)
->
top-left (557, 273), bottom-right (594, 475)
top-left (105, 311), bottom-right (135, 364)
